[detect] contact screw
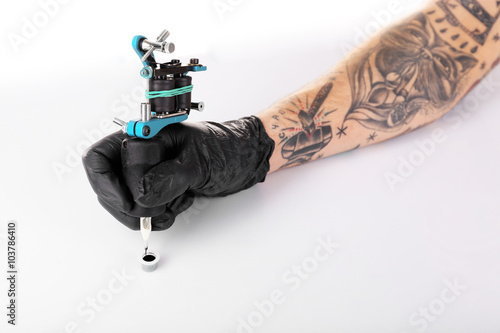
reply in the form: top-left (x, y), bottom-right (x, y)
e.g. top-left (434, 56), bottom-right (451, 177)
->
top-left (113, 118), bottom-right (128, 133)
top-left (157, 29), bottom-right (170, 42)
top-left (191, 102), bottom-right (205, 112)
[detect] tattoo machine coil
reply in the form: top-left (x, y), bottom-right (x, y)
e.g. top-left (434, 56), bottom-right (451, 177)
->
top-left (113, 29), bottom-right (207, 272)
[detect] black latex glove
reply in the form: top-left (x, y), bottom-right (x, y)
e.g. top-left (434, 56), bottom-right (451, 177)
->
top-left (82, 116), bottom-right (275, 230)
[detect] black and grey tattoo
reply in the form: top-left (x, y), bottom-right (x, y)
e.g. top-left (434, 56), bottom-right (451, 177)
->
top-left (272, 81), bottom-right (338, 168)
top-left (435, 0), bottom-right (500, 46)
top-left (342, 13), bottom-right (478, 132)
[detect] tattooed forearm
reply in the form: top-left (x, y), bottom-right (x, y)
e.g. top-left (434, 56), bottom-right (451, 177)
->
top-left (260, 2), bottom-right (500, 172)
top-left (342, 13), bottom-right (478, 132)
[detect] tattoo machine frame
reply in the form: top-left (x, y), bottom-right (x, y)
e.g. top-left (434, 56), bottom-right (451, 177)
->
top-left (113, 29), bottom-right (207, 272)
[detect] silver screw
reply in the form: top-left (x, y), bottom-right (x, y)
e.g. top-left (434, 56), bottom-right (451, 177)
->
top-left (157, 29), bottom-right (170, 42)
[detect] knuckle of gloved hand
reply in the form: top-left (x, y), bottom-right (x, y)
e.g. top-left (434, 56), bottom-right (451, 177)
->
top-left (152, 221), bottom-right (168, 231)
top-left (136, 179), bottom-right (158, 207)
top-left (124, 221), bottom-right (140, 231)
top-left (81, 146), bottom-right (95, 167)
top-left (136, 195), bottom-right (157, 208)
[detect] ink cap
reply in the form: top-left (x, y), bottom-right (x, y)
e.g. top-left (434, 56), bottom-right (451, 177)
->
top-left (140, 251), bottom-right (160, 272)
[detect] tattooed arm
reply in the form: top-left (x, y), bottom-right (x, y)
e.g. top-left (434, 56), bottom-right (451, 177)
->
top-left (82, 0), bottom-right (500, 229)
top-left (258, 0), bottom-right (500, 172)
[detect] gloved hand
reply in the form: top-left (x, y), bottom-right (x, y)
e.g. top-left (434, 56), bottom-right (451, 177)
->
top-left (82, 116), bottom-right (275, 230)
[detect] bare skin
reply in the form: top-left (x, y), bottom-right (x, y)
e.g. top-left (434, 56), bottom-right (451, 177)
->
top-left (258, 0), bottom-right (500, 172)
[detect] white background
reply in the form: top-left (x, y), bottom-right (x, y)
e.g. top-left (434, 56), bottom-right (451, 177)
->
top-left (1, 0), bottom-right (500, 332)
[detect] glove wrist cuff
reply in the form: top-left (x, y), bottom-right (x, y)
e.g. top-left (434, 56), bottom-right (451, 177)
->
top-left (201, 115), bottom-right (275, 196)
top-left (245, 115), bottom-right (275, 184)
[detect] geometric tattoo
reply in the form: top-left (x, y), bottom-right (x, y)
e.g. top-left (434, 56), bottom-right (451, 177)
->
top-left (342, 13), bottom-right (478, 132)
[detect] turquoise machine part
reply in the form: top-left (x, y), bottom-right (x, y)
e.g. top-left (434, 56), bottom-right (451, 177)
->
top-left (126, 113), bottom-right (188, 139)
top-left (132, 35), bottom-right (154, 79)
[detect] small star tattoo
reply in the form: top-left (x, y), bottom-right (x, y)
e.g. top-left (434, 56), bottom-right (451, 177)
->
top-left (481, 62), bottom-right (486, 70)
top-left (367, 132), bottom-right (377, 142)
top-left (494, 33), bottom-right (500, 42)
top-left (336, 125), bottom-right (348, 138)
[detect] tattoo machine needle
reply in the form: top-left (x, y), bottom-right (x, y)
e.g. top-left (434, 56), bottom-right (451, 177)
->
top-left (140, 217), bottom-right (152, 254)
top-left (139, 217), bottom-right (160, 272)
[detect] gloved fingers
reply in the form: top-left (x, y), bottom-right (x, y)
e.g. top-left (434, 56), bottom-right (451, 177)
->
top-left (136, 158), bottom-right (196, 208)
top-left (99, 196), bottom-right (189, 231)
top-left (126, 203), bottom-right (166, 218)
top-left (98, 197), bottom-right (140, 230)
top-left (151, 193), bottom-right (195, 230)
top-left (83, 132), bottom-right (133, 212)
top-left (151, 210), bottom-right (176, 231)
top-left (169, 191), bottom-right (195, 216)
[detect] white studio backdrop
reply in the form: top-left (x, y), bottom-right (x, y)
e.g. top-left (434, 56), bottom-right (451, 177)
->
top-left (0, 0), bottom-right (499, 332)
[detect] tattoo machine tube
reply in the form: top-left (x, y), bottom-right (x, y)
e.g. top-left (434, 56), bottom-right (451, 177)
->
top-left (121, 136), bottom-right (168, 270)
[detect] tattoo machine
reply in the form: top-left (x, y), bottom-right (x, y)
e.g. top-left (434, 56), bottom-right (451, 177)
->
top-left (113, 29), bottom-right (207, 272)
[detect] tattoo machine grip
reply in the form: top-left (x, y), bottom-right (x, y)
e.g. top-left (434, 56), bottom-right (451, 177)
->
top-left (121, 136), bottom-right (167, 217)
